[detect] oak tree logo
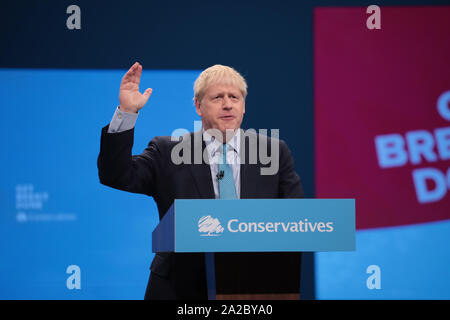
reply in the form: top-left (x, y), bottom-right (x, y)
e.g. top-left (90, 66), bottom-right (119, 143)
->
top-left (198, 215), bottom-right (224, 236)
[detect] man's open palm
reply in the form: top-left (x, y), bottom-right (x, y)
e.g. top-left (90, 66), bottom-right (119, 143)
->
top-left (119, 62), bottom-right (152, 113)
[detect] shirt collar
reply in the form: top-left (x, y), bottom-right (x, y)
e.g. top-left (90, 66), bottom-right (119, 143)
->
top-left (202, 128), bottom-right (241, 157)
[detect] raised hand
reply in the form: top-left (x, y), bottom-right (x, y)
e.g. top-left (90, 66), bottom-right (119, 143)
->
top-left (118, 62), bottom-right (153, 113)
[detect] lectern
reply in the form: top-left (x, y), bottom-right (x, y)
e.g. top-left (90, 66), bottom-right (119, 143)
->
top-left (152, 199), bottom-right (355, 299)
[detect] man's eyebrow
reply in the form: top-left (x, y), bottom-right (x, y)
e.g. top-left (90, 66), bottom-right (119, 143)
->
top-left (210, 90), bottom-right (240, 96)
top-left (226, 90), bottom-right (240, 95)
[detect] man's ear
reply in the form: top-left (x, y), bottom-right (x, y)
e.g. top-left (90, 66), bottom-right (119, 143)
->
top-left (194, 98), bottom-right (202, 117)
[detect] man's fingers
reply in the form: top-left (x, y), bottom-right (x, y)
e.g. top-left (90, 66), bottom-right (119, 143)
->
top-left (142, 88), bottom-right (153, 103)
top-left (143, 88), bottom-right (152, 96)
top-left (134, 63), bottom-right (142, 86)
top-left (129, 62), bottom-right (139, 74)
top-left (122, 62), bottom-right (141, 84)
top-left (126, 62), bottom-right (138, 75)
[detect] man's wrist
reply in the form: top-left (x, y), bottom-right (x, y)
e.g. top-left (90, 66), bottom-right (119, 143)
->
top-left (118, 105), bottom-right (138, 114)
top-left (107, 106), bottom-right (139, 133)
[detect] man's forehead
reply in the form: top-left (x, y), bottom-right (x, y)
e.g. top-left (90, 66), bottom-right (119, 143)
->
top-left (206, 83), bottom-right (242, 95)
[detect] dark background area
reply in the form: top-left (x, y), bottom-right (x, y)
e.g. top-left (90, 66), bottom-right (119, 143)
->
top-left (2, 0), bottom-right (448, 299)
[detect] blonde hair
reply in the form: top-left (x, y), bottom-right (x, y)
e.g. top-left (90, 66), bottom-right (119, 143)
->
top-left (194, 64), bottom-right (247, 102)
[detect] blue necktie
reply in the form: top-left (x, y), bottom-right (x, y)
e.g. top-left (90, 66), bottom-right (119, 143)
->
top-left (205, 143), bottom-right (237, 299)
top-left (218, 143), bottom-right (237, 200)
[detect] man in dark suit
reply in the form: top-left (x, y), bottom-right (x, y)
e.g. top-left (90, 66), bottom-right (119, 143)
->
top-left (97, 62), bottom-right (304, 299)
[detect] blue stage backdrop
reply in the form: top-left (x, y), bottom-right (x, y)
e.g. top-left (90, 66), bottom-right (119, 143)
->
top-left (315, 221), bottom-right (450, 299)
top-left (0, 68), bottom-right (200, 299)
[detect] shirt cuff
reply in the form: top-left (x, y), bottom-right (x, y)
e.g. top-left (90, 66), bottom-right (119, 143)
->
top-left (107, 106), bottom-right (138, 133)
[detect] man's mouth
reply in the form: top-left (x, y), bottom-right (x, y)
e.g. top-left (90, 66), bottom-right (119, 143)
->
top-left (219, 115), bottom-right (235, 120)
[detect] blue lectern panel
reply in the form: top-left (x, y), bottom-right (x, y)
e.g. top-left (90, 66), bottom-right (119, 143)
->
top-left (152, 199), bottom-right (355, 253)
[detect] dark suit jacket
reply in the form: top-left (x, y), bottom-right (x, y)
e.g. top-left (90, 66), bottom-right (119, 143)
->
top-left (97, 125), bottom-right (304, 299)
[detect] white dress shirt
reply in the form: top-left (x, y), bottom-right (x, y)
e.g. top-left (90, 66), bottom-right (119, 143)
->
top-left (202, 129), bottom-right (241, 199)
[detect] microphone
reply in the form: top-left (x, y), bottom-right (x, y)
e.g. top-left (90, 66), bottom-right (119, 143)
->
top-left (216, 170), bottom-right (224, 180)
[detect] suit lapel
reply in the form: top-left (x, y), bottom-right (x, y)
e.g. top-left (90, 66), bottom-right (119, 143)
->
top-left (240, 131), bottom-right (260, 199)
top-left (188, 131), bottom-right (215, 199)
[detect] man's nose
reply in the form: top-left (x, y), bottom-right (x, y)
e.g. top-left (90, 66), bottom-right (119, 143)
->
top-left (222, 96), bottom-right (232, 109)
